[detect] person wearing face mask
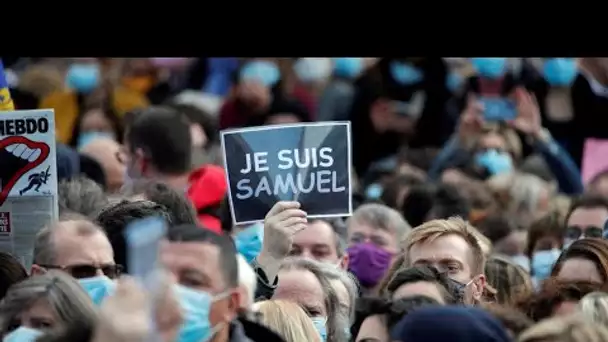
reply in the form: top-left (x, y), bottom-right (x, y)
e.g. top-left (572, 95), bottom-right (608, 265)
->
top-left (548, 58), bottom-right (608, 168)
top-left (291, 57), bottom-right (333, 117)
top-left (402, 217), bottom-right (487, 305)
top-left (40, 58), bottom-right (149, 144)
top-left (347, 58), bottom-right (451, 175)
top-left (526, 214), bottom-right (565, 282)
top-left (520, 58), bottom-right (580, 156)
top-left (161, 224), bottom-right (285, 342)
top-left (346, 204), bottom-right (411, 293)
top-left (317, 57), bottom-right (364, 122)
top-left (429, 88), bottom-right (583, 195)
top-left (31, 218), bottom-right (120, 306)
top-left (563, 194), bottom-right (608, 245)
top-left (219, 58), bottom-right (279, 129)
top-left (234, 222), bottom-right (265, 264)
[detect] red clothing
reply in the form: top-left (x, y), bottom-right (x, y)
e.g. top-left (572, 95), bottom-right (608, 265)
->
top-left (187, 165), bottom-right (227, 233)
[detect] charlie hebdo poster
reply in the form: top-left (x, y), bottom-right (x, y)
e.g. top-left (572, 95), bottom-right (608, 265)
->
top-left (221, 122), bottom-right (352, 225)
top-left (0, 109), bottom-right (58, 267)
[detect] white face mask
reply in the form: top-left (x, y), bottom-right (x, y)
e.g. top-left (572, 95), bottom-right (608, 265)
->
top-left (294, 58), bottom-right (333, 83)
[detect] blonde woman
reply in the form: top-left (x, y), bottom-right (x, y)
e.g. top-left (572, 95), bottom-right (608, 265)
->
top-left (487, 172), bottom-right (553, 228)
top-left (579, 292), bottom-right (608, 326)
top-left (518, 315), bottom-right (608, 342)
top-left (254, 300), bottom-right (321, 342)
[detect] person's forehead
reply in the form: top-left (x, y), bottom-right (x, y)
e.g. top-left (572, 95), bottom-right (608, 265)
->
top-left (480, 132), bottom-right (506, 148)
top-left (19, 298), bottom-right (55, 320)
top-left (568, 207), bottom-right (608, 226)
top-left (294, 221), bottom-right (335, 247)
top-left (408, 234), bottom-right (472, 264)
top-left (558, 257), bottom-right (602, 283)
top-left (348, 220), bottom-right (391, 237)
top-left (358, 315), bottom-right (389, 341)
top-left (274, 269), bottom-right (324, 306)
top-left (54, 229), bottom-right (113, 265)
top-left (163, 241), bottom-right (220, 264)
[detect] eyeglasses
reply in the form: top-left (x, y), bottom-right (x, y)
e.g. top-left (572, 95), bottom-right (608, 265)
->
top-left (565, 226), bottom-right (604, 240)
top-left (39, 263), bottom-right (123, 279)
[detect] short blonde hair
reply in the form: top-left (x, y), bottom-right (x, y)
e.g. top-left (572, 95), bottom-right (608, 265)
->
top-left (518, 315), bottom-right (608, 342)
top-left (254, 300), bottom-right (321, 342)
top-left (403, 217), bottom-right (486, 274)
top-left (579, 292), bottom-right (608, 326)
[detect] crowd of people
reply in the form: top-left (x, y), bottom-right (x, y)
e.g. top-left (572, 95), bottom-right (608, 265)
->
top-left (2, 57), bottom-right (608, 341)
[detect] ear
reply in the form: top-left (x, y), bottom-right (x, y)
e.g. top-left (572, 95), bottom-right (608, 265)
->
top-left (472, 274), bottom-right (486, 301)
top-left (339, 254), bottom-right (349, 270)
top-left (225, 289), bottom-right (241, 322)
top-left (30, 264), bottom-right (46, 276)
top-left (134, 148), bottom-right (149, 175)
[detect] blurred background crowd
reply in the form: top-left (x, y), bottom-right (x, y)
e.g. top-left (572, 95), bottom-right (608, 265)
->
top-left (2, 57), bottom-right (608, 342)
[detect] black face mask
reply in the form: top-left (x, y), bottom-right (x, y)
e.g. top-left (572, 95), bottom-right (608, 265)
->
top-left (446, 277), bottom-right (472, 305)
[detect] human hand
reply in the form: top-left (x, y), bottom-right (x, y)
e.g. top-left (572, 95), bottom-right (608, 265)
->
top-left (510, 87), bottom-right (542, 138)
top-left (93, 277), bottom-right (150, 342)
top-left (153, 272), bottom-right (183, 342)
top-left (457, 94), bottom-right (484, 144)
top-left (260, 201), bottom-right (307, 259)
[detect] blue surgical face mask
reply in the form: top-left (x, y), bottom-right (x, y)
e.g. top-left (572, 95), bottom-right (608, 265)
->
top-left (390, 61), bottom-right (424, 85)
top-left (234, 223), bottom-right (264, 263)
top-left (446, 72), bottom-right (464, 92)
top-left (471, 58), bottom-right (507, 79)
top-left (364, 183), bottom-right (383, 200)
top-left (239, 60), bottom-right (280, 87)
top-left (293, 58), bottom-right (332, 83)
top-left (77, 131), bottom-right (115, 150)
top-left (543, 58), bottom-right (578, 87)
top-left (333, 58), bottom-right (364, 79)
top-left (78, 276), bottom-right (116, 306)
top-left (532, 249), bottom-right (561, 281)
top-left (475, 149), bottom-right (513, 176)
top-left (3, 327), bottom-right (43, 342)
top-left (511, 254), bottom-right (530, 272)
top-left (66, 63), bottom-right (100, 93)
top-left (174, 284), bottom-right (228, 342)
top-left (311, 316), bottom-right (327, 342)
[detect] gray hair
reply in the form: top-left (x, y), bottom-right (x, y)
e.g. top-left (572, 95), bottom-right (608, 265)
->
top-left (348, 203), bottom-right (411, 239)
top-left (280, 257), bottom-right (349, 342)
top-left (33, 219), bottom-right (105, 266)
top-left (58, 176), bottom-right (109, 218)
top-left (579, 292), bottom-right (608, 326)
top-left (0, 270), bottom-right (98, 335)
top-left (317, 263), bottom-right (359, 325)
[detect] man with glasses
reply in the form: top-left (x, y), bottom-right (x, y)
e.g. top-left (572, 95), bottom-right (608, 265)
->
top-left (565, 194), bottom-right (608, 244)
top-left (31, 215), bottom-right (121, 279)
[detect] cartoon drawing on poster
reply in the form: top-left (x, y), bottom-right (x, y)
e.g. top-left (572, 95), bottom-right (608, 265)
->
top-left (221, 122), bottom-right (352, 225)
top-left (0, 109), bottom-right (57, 269)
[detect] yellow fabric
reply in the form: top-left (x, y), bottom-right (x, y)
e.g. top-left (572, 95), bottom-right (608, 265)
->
top-left (40, 91), bottom-right (78, 143)
top-left (0, 88), bottom-right (14, 110)
top-left (40, 88), bottom-right (149, 144)
top-left (112, 86), bottom-right (149, 117)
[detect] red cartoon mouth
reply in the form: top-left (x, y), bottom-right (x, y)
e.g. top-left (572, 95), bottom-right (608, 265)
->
top-left (0, 136), bottom-right (49, 206)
